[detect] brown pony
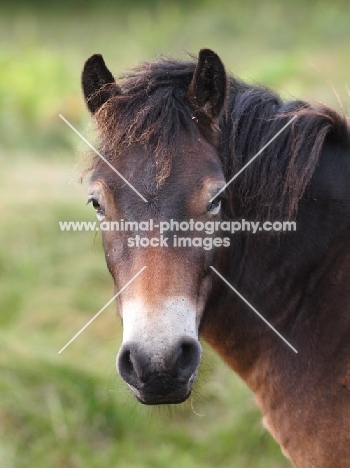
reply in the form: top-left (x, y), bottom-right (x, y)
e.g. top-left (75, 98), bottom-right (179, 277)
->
top-left (81, 49), bottom-right (350, 467)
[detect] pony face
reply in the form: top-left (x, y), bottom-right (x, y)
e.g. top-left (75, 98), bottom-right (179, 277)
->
top-left (83, 50), bottom-right (227, 404)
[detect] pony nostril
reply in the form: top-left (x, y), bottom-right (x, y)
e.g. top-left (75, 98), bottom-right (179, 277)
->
top-left (118, 347), bottom-right (135, 379)
top-left (117, 343), bottom-right (149, 385)
top-left (120, 349), bottom-right (133, 374)
top-left (179, 343), bottom-right (194, 369)
top-left (175, 339), bottom-right (201, 380)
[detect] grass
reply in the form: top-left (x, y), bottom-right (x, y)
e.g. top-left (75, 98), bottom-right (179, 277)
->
top-left (1, 0), bottom-right (350, 466)
top-left (0, 156), bottom-right (290, 467)
top-left (1, 0), bottom-right (350, 154)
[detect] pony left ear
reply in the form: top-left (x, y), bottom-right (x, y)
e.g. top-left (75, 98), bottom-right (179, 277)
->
top-left (82, 54), bottom-right (121, 114)
top-left (188, 49), bottom-right (227, 122)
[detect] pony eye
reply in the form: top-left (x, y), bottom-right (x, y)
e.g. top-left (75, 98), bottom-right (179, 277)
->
top-left (91, 199), bottom-right (101, 211)
top-left (87, 198), bottom-right (105, 219)
top-left (207, 198), bottom-right (222, 213)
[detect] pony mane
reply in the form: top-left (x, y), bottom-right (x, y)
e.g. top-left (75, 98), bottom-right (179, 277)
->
top-left (220, 81), bottom-right (350, 221)
top-left (90, 55), bottom-right (350, 218)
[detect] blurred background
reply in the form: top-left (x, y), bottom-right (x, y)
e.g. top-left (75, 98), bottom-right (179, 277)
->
top-left (1, 0), bottom-right (349, 466)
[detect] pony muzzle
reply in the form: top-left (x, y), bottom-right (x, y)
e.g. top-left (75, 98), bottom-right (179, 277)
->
top-left (117, 338), bottom-right (202, 405)
top-left (116, 297), bottom-right (202, 404)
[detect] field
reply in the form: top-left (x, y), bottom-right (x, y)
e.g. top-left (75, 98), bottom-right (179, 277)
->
top-left (1, 1), bottom-right (350, 466)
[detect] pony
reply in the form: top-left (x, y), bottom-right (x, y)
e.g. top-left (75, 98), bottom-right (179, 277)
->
top-left (81, 48), bottom-right (350, 467)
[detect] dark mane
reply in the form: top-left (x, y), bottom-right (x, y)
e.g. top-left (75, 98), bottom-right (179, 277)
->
top-left (221, 82), bottom-right (350, 220)
top-left (92, 56), bottom-right (350, 217)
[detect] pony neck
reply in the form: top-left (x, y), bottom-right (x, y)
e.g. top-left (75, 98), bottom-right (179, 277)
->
top-left (201, 213), bottom-right (350, 466)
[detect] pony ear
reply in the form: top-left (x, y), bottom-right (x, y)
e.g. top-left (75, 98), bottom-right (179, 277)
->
top-left (188, 49), bottom-right (227, 122)
top-left (82, 54), bottom-right (121, 114)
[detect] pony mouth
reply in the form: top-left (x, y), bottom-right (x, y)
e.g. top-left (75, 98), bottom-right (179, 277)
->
top-left (127, 374), bottom-right (196, 405)
top-left (133, 389), bottom-right (192, 406)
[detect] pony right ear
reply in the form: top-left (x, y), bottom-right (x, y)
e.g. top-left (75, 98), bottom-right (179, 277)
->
top-left (188, 49), bottom-right (227, 122)
top-left (82, 54), bottom-right (121, 114)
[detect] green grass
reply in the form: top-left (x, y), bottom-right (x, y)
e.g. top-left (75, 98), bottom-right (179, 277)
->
top-left (2, 1), bottom-right (350, 466)
top-left (0, 156), bottom-right (290, 467)
top-left (1, 0), bottom-right (350, 153)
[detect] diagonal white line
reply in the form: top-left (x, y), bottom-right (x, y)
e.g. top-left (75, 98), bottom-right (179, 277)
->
top-left (210, 266), bottom-right (298, 353)
top-left (58, 266), bottom-right (147, 354)
top-left (59, 114), bottom-right (148, 203)
top-left (210, 115), bottom-right (297, 202)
